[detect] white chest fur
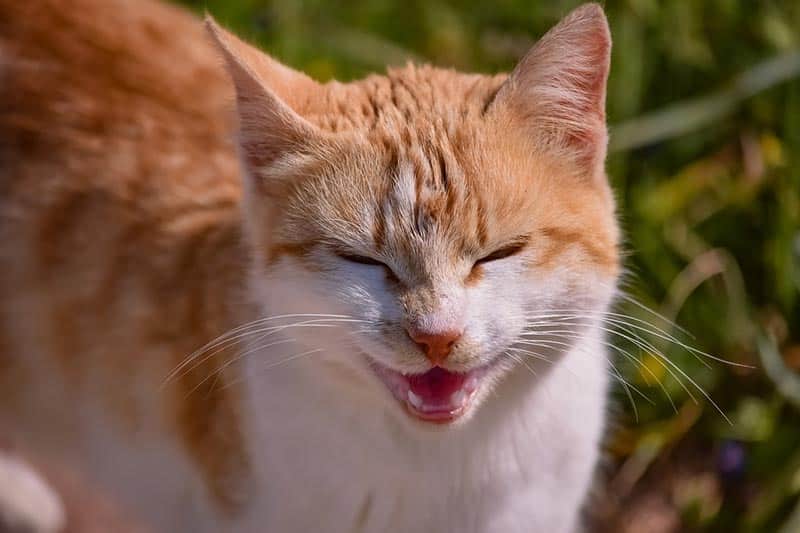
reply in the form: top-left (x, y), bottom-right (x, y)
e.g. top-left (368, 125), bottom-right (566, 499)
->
top-left (235, 329), bottom-right (610, 533)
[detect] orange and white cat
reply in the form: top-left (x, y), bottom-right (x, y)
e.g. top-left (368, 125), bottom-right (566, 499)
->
top-left (0, 0), bottom-right (619, 531)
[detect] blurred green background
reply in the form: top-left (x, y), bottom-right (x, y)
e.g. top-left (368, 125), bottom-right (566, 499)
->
top-left (175, 1), bottom-right (800, 531)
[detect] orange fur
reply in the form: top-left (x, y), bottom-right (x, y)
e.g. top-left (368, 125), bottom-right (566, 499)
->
top-left (0, 0), bottom-right (619, 523)
top-left (0, 0), bottom-right (250, 514)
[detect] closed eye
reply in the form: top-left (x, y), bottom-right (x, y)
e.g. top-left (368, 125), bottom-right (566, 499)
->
top-left (475, 241), bottom-right (527, 265)
top-left (336, 251), bottom-right (400, 282)
top-left (336, 252), bottom-right (387, 267)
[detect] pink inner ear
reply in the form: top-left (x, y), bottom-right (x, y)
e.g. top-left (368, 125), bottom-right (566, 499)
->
top-left (492, 4), bottom-right (611, 173)
top-left (205, 18), bottom-right (327, 180)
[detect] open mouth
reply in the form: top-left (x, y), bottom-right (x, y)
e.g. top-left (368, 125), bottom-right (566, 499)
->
top-left (372, 364), bottom-right (487, 423)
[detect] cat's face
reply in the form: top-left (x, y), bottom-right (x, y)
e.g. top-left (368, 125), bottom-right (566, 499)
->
top-left (208, 4), bottom-right (618, 424)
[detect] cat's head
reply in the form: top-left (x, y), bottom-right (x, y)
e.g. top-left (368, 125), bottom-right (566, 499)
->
top-left (208, 4), bottom-right (619, 425)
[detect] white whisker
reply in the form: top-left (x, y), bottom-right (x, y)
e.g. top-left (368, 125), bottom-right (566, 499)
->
top-left (164, 317), bottom-right (365, 385)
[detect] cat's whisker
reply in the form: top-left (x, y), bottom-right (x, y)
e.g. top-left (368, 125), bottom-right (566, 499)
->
top-left (210, 320), bottom-right (374, 377)
top-left (601, 317), bottom-right (752, 369)
top-left (586, 324), bottom-right (730, 422)
top-left (351, 328), bottom-right (380, 335)
top-left (168, 324), bottom-right (327, 385)
top-left (615, 292), bottom-right (693, 338)
top-left (520, 306), bottom-right (752, 376)
top-left (199, 320), bottom-right (379, 394)
top-left (509, 341), bottom-right (652, 414)
top-left (196, 313), bottom-right (358, 352)
top-left (521, 309), bottom-right (749, 369)
top-left (602, 341), bottom-right (677, 413)
top-left (215, 347), bottom-right (328, 394)
top-left (189, 321), bottom-right (379, 395)
top-left (517, 331), bottom-right (676, 413)
top-left (609, 365), bottom-right (640, 422)
top-left (506, 346), bottom-right (552, 364)
top-left (516, 308), bottom-right (696, 414)
top-left (503, 351), bottom-right (538, 378)
top-left (521, 324), bottom-right (696, 405)
top-left (506, 346), bottom-right (582, 388)
top-left (186, 338), bottom-right (298, 398)
top-left (520, 309), bottom-right (671, 330)
top-left (523, 312), bottom-right (708, 368)
top-left (163, 313), bottom-right (362, 383)
top-left (165, 318), bottom-right (366, 385)
top-left (522, 308), bottom-right (685, 335)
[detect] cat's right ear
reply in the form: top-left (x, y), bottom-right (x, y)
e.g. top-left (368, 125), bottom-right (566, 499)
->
top-left (205, 17), bottom-right (324, 194)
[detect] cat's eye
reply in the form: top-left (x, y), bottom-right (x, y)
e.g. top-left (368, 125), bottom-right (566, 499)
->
top-left (336, 251), bottom-right (387, 267)
top-left (336, 251), bottom-right (399, 282)
top-left (475, 242), bottom-right (526, 265)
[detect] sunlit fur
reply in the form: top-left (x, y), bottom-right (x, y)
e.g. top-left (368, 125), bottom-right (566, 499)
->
top-left (0, 1), bottom-right (619, 531)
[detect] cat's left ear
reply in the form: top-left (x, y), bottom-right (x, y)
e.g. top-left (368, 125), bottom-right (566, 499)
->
top-left (205, 17), bottom-right (326, 194)
top-left (489, 4), bottom-right (611, 179)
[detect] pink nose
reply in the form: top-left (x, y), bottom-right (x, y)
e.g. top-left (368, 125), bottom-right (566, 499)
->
top-left (407, 327), bottom-right (463, 365)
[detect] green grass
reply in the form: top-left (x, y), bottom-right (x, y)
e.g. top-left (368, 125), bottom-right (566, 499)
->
top-left (175, 1), bottom-right (800, 529)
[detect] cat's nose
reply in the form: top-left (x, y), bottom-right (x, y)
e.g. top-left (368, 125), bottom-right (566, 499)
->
top-left (407, 327), bottom-right (463, 366)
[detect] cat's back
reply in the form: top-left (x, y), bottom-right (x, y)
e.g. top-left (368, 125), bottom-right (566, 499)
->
top-left (0, 0), bottom-right (249, 479)
top-left (0, 0), bottom-right (241, 204)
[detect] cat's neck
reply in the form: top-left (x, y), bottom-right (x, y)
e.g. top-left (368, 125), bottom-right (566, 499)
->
top-left (235, 327), bottom-right (609, 531)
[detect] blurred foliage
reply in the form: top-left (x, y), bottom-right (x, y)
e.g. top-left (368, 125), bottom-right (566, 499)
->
top-left (176, 0), bottom-right (800, 530)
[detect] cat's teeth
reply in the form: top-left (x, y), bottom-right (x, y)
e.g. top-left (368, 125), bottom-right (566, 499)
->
top-left (451, 389), bottom-right (467, 406)
top-left (407, 390), bottom-right (424, 409)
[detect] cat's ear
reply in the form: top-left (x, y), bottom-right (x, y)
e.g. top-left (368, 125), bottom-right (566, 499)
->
top-left (205, 17), bottom-right (324, 191)
top-left (490, 4), bottom-right (611, 177)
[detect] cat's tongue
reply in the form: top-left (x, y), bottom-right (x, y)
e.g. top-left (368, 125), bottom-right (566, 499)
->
top-left (375, 365), bottom-right (482, 423)
top-left (407, 367), bottom-right (468, 405)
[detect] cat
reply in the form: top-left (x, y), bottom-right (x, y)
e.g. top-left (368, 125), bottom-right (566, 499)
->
top-left (0, 0), bottom-right (619, 531)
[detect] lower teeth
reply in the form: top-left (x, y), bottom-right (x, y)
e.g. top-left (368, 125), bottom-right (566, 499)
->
top-left (406, 389), bottom-right (470, 412)
top-left (407, 390), bottom-right (424, 409)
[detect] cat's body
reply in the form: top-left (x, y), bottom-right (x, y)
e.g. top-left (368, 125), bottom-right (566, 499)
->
top-left (0, 1), bottom-right (618, 532)
top-left (0, 2), bottom-right (248, 528)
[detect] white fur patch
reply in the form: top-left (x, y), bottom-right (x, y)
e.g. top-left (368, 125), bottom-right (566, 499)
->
top-left (0, 453), bottom-right (65, 533)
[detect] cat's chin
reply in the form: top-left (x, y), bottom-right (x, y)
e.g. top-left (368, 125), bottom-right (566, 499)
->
top-left (370, 362), bottom-right (493, 424)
